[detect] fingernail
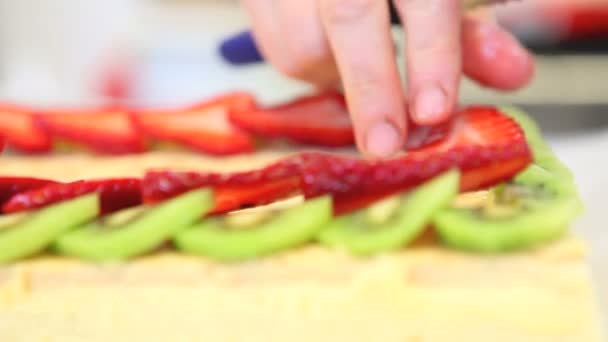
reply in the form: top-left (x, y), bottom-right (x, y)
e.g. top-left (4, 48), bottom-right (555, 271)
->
top-left (365, 121), bottom-right (401, 158)
top-left (414, 84), bottom-right (447, 123)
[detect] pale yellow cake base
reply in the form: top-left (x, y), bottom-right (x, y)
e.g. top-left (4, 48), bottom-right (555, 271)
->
top-left (0, 152), bottom-right (604, 341)
top-left (0, 236), bottom-right (603, 342)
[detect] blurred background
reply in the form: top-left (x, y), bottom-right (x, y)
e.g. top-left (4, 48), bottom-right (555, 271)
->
top-left (0, 0), bottom-right (607, 108)
top-left (0, 0), bottom-right (606, 316)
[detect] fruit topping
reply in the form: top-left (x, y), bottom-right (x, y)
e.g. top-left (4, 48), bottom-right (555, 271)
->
top-left (228, 91), bottom-right (354, 146)
top-left (143, 106), bottom-right (530, 216)
top-left (0, 194), bottom-right (98, 263)
top-left (434, 165), bottom-right (581, 252)
top-left (501, 106), bottom-right (574, 180)
top-left (132, 92), bottom-right (257, 155)
top-left (433, 108), bottom-right (582, 252)
top-left (2, 178), bottom-right (142, 215)
top-left (294, 106), bottom-right (532, 213)
top-left (318, 170), bottom-right (459, 255)
top-left (174, 196), bottom-right (332, 261)
top-left (0, 104), bottom-right (52, 153)
top-left (143, 162), bottom-right (301, 214)
top-left (35, 108), bottom-right (146, 154)
top-left (404, 116), bottom-right (452, 151)
top-left (0, 177), bottom-right (60, 208)
top-left (55, 189), bottom-right (212, 261)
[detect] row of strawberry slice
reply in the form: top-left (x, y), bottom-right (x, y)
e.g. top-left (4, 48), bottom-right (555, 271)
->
top-left (0, 106), bottom-right (533, 216)
top-left (0, 91), bottom-right (353, 155)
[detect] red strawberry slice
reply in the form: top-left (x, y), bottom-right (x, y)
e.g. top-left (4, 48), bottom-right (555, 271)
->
top-left (143, 162), bottom-right (301, 214)
top-left (294, 106), bottom-right (532, 213)
top-left (407, 106), bottom-right (523, 154)
top-left (228, 91), bottom-right (354, 146)
top-left (2, 178), bottom-right (142, 215)
top-left (211, 178), bottom-right (300, 213)
top-left (132, 92), bottom-right (257, 155)
top-left (35, 108), bottom-right (146, 154)
top-left (0, 177), bottom-right (59, 208)
top-left (404, 116), bottom-right (452, 151)
top-left (143, 106), bottom-right (531, 215)
top-left (294, 145), bottom-right (530, 214)
top-left (0, 104), bottom-right (52, 153)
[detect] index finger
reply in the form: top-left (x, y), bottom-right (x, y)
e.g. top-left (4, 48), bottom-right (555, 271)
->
top-left (319, 0), bottom-right (406, 159)
top-left (394, 0), bottom-right (462, 125)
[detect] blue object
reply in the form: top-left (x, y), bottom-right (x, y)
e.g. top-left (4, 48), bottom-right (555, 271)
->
top-left (219, 31), bottom-right (264, 65)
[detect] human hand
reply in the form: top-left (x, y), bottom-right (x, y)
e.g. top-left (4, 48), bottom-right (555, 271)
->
top-left (241, 0), bottom-right (535, 158)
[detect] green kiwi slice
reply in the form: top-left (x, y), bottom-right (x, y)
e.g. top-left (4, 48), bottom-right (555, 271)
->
top-left (54, 189), bottom-right (213, 262)
top-left (501, 106), bottom-right (573, 180)
top-left (434, 108), bottom-right (582, 253)
top-left (174, 196), bottom-right (332, 262)
top-left (317, 170), bottom-right (460, 256)
top-left (435, 166), bottom-right (582, 252)
top-left (0, 194), bottom-right (99, 263)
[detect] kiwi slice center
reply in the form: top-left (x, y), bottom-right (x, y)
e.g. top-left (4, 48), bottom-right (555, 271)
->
top-left (225, 210), bottom-right (274, 229)
top-left (452, 191), bottom-right (490, 209)
top-left (224, 196), bottom-right (305, 230)
top-left (0, 212), bottom-right (29, 232)
top-left (364, 195), bottom-right (402, 226)
top-left (101, 206), bottom-right (149, 229)
top-left (452, 182), bottom-right (556, 220)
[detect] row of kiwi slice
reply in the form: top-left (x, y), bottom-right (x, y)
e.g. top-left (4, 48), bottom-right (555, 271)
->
top-left (0, 170), bottom-right (457, 263)
top-left (0, 190), bottom-right (214, 263)
top-left (0, 109), bottom-right (582, 263)
top-left (55, 189), bottom-right (214, 261)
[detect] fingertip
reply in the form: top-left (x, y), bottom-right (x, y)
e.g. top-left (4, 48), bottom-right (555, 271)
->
top-left (395, 0), bottom-right (462, 126)
top-left (318, 0), bottom-right (407, 158)
top-left (364, 120), bottom-right (403, 159)
top-left (410, 83), bottom-right (455, 125)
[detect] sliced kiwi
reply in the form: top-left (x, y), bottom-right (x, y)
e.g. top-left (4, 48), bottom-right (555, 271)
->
top-left (434, 108), bottom-right (582, 253)
top-left (317, 170), bottom-right (460, 256)
top-left (0, 194), bottom-right (99, 263)
top-left (501, 106), bottom-right (573, 180)
top-left (174, 196), bottom-right (332, 262)
top-left (54, 189), bottom-right (213, 262)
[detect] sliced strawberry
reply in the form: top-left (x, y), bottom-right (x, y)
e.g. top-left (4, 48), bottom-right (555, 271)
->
top-left (294, 106), bottom-right (532, 213)
top-left (294, 145), bottom-right (529, 214)
top-left (2, 178), bottom-right (142, 215)
top-left (143, 162), bottom-right (301, 214)
top-left (406, 106), bottom-right (522, 154)
top-left (228, 91), bottom-right (354, 146)
top-left (404, 116), bottom-right (452, 150)
top-left (35, 108), bottom-right (146, 154)
top-left (211, 178), bottom-right (300, 213)
top-left (0, 177), bottom-right (59, 208)
top-left (0, 104), bottom-right (52, 153)
top-left (143, 106), bottom-right (531, 215)
top-left (132, 93), bottom-right (257, 155)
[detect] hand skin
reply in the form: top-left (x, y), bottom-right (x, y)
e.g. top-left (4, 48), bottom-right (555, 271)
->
top-left (242, 0), bottom-right (535, 158)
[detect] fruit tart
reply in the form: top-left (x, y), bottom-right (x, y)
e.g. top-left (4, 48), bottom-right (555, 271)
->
top-left (0, 95), bottom-right (603, 342)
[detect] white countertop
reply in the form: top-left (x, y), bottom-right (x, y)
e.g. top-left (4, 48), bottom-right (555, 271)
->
top-left (547, 128), bottom-right (608, 321)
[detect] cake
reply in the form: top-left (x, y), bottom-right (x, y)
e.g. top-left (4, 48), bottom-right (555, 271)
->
top-left (0, 95), bottom-right (604, 341)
